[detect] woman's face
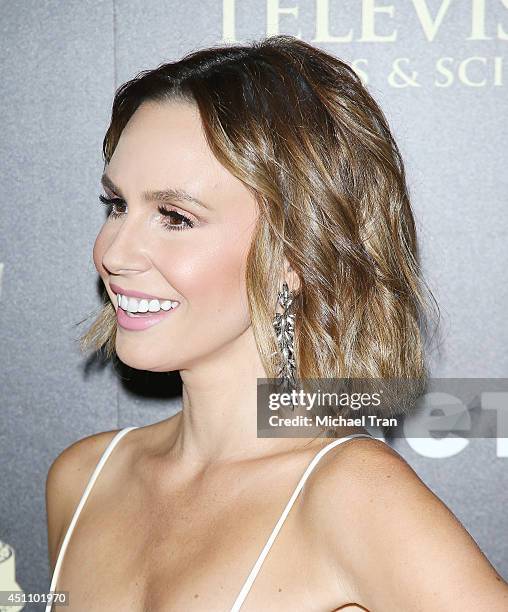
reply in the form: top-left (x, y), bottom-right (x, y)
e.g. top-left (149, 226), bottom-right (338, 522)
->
top-left (93, 100), bottom-right (259, 372)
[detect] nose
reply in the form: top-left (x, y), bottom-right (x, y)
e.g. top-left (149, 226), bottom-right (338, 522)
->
top-left (101, 212), bottom-right (151, 276)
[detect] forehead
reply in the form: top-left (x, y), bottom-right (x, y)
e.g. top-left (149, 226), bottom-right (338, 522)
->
top-left (106, 100), bottom-right (242, 203)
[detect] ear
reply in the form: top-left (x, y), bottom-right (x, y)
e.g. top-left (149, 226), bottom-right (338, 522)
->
top-left (283, 257), bottom-right (301, 295)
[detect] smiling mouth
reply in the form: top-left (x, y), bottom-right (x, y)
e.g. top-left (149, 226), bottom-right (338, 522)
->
top-left (117, 302), bottom-right (180, 318)
top-left (123, 310), bottom-right (170, 318)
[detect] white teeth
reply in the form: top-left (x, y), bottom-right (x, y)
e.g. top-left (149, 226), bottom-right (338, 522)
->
top-left (127, 297), bottom-right (138, 312)
top-left (116, 293), bottom-right (179, 313)
top-left (137, 299), bottom-right (149, 313)
top-left (148, 299), bottom-right (160, 312)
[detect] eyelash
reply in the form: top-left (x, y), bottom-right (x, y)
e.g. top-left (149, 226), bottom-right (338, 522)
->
top-left (98, 194), bottom-right (194, 231)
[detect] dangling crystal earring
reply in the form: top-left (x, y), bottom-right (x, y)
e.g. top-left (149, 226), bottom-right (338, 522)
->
top-left (273, 281), bottom-right (297, 409)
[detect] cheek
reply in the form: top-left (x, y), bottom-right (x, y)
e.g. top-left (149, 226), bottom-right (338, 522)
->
top-left (155, 233), bottom-right (251, 323)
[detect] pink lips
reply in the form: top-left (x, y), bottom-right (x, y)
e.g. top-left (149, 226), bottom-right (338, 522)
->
top-left (109, 282), bottom-right (175, 302)
top-left (116, 305), bottom-right (175, 331)
top-left (109, 282), bottom-right (179, 331)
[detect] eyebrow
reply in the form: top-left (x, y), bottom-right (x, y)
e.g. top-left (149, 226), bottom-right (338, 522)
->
top-left (100, 173), bottom-right (210, 210)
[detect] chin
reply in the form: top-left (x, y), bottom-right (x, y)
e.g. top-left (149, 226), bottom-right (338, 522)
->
top-left (114, 343), bottom-right (164, 372)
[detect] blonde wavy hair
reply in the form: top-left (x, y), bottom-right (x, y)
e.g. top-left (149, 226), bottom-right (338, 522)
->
top-left (78, 35), bottom-right (439, 419)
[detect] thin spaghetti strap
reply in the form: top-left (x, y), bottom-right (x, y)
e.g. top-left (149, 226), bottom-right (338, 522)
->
top-left (229, 433), bottom-right (376, 612)
top-left (45, 426), bottom-right (139, 612)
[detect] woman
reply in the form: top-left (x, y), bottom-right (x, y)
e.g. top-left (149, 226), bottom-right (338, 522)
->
top-left (45, 35), bottom-right (508, 611)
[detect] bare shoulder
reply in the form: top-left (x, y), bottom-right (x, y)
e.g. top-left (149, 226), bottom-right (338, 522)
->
top-left (45, 428), bottom-right (124, 571)
top-left (301, 436), bottom-right (508, 611)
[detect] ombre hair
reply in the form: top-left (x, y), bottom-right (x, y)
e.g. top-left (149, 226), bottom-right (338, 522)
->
top-left (78, 35), bottom-right (439, 418)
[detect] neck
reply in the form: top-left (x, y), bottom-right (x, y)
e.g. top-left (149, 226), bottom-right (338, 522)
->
top-left (163, 326), bottom-right (364, 467)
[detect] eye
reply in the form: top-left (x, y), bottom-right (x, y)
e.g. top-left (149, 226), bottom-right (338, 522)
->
top-left (98, 194), bottom-right (124, 218)
top-left (98, 194), bottom-right (194, 231)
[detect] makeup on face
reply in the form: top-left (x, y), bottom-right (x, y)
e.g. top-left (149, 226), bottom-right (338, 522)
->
top-left (116, 302), bottom-right (178, 331)
top-left (110, 282), bottom-right (181, 331)
top-left (93, 101), bottom-right (259, 371)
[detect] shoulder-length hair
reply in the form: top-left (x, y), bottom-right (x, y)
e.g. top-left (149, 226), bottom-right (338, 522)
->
top-left (79, 35), bottom-right (439, 418)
